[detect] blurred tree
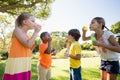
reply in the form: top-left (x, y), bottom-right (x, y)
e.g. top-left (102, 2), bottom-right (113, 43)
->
top-left (0, 14), bottom-right (13, 53)
top-left (110, 21), bottom-right (120, 33)
top-left (110, 21), bottom-right (120, 44)
top-left (81, 42), bottom-right (95, 50)
top-left (50, 31), bottom-right (67, 52)
top-left (0, 0), bottom-right (54, 19)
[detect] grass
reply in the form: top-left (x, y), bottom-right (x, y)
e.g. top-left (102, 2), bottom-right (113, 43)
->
top-left (0, 60), bottom-right (6, 80)
top-left (0, 57), bottom-right (120, 80)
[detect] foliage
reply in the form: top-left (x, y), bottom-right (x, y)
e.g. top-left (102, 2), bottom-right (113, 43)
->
top-left (81, 50), bottom-right (98, 57)
top-left (0, 13), bottom-right (11, 24)
top-left (50, 31), bottom-right (67, 52)
top-left (81, 42), bottom-right (95, 50)
top-left (0, 52), bottom-right (8, 60)
top-left (0, 0), bottom-right (54, 19)
top-left (110, 21), bottom-right (120, 44)
top-left (110, 21), bottom-right (120, 33)
top-left (0, 14), bottom-right (13, 53)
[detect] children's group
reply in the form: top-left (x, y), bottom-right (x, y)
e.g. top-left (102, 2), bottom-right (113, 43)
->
top-left (2, 12), bottom-right (120, 80)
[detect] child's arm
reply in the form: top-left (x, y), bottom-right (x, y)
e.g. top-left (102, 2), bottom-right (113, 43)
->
top-left (82, 27), bottom-right (91, 41)
top-left (31, 43), bottom-right (37, 50)
top-left (51, 49), bottom-right (57, 56)
top-left (65, 52), bottom-right (81, 60)
top-left (14, 24), bottom-right (41, 48)
top-left (69, 54), bottom-right (81, 60)
top-left (65, 39), bottom-right (70, 51)
top-left (93, 35), bottom-right (120, 53)
top-left (45, 37), bottom-right (52, 54)
top-left (65, 44), bottom-right (81, 60)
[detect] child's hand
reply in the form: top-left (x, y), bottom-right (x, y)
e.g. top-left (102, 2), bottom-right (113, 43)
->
top-left (48, 37), bottom-right (52, 42)
top-left (34, 24), bottom-right (41, 33)
top-left (65, 39), bottom-right (68, 43)
top-left (65, 39), bottom-right (70, 44)
top-left (93, 41), bottom-right (101, 46)
top-left (64, 51), bottom-right (70, 57)
top-left (52, 49), bottom-right (57, 55)
top-left (82, 26), bottom-right (88, 33)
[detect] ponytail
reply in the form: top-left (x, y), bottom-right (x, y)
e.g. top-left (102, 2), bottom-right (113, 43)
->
top-left (102, 25), bottom-right (109, 30)
top-left (104, 26), bottom-right (109, 31)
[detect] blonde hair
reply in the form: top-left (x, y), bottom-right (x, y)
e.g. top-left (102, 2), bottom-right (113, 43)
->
top-left (15, 12), bottom-right (33, 27)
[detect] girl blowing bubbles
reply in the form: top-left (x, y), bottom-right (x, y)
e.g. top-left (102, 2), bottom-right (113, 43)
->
top-left (2, 12), bottom-right (41, 80)
top-left (82, 17), bottom-right (120, 80)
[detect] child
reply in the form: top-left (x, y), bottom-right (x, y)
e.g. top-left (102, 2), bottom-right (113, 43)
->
top-left (82, 17), bottom-right (120, 80)
top-left (38, 32), bottom-right (56, 80)
top-left (2, 12), bottom-right (41, 80)
top-left (65, 29), bottom-right (82, 80)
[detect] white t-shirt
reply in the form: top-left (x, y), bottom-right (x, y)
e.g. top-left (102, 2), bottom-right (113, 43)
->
top-left (91, 30), bottom-right (119, 61)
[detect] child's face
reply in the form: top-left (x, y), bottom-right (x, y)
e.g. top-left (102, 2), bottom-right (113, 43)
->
top-left (90, 19), bottom-right (101, 31)
top-left (23, 16), bottom-right (36, 29)
top-left (68, 35), bottom-right (74, 41)
top-left (43, 33), bottom-right (51, 42)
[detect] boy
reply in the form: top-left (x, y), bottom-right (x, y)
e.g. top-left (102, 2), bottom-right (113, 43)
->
top-left (65, 29), bottom-right (82, 80)
top-left (38, 32), bottom-right (55, 80)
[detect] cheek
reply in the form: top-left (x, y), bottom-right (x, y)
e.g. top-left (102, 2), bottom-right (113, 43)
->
top-left (29, 22), bottom-right (35, 29)
top-left (68, 36), bottom-right (72, 40)
top-left (45, 36), bottom-right (49, 40)
top-left (90, 24), bottom-right (94, 30)
top-left (68, 36), bottom-right (70, 39)
top-left (90, 24), bottom-right (98, 30)
top-left (30, 25), bottom-right (34, 29)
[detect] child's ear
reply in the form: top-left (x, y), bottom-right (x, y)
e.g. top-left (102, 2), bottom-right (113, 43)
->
top-left (100, 23), bottom-right (103, 27)
top-left (23, 20), bottom-right (27, 25)
top-left (42, 36), bottom-right (45, 40)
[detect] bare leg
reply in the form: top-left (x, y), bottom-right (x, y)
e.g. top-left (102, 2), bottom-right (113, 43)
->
top-left (107, 73), bottom-right (117, 80)
top-left (101, 70), bottom-right (107, 80)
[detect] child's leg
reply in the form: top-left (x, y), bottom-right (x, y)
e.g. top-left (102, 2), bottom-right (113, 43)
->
top-left (106, 61), bottom-right (119, 80)
top-left (100, 60), bottom-right (107, 80)
top-left (70, 68), bottom-right (74, 80)
top-left (100, 70), bottom-right (107, 80)
top-left (37, 64), bottom-right (40, 80)
top-left (46, 68), bottom-right (51, 80)
top-left (70, 67), bottom-right (82, 80)
top-left (38, 64), bottom-right (47, 80)
top-left (74, 67), bottom-right (82, 80)
top-left (107, 73), bottom-right (117, 80)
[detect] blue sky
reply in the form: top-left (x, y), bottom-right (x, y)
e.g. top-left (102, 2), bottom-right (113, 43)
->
top-left (40, 0), bottom-right (120, 34)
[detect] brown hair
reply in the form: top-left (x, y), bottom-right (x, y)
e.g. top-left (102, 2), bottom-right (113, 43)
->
top-left (15, 12), bottom-right (33, 27)
top-left (93, 17), bottom-right (109, 30)
top-left (68, 29), bottom-right (81, 41)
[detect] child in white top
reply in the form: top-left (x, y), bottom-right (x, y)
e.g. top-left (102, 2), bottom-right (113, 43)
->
top-left (82, 17), bottom-right (120, 80)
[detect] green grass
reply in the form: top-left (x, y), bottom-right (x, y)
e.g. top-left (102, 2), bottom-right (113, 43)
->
top-left (0, 60), bottom-right (6, 80)
top-left (0, 57), bottom-right (120, 80)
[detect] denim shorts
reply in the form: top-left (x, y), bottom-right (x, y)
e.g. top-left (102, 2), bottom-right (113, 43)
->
top-left (100, 60), bottom-right (119, 74)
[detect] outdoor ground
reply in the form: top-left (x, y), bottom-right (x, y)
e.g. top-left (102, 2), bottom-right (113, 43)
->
top-left (0, 57), bottom-right (120, 80)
